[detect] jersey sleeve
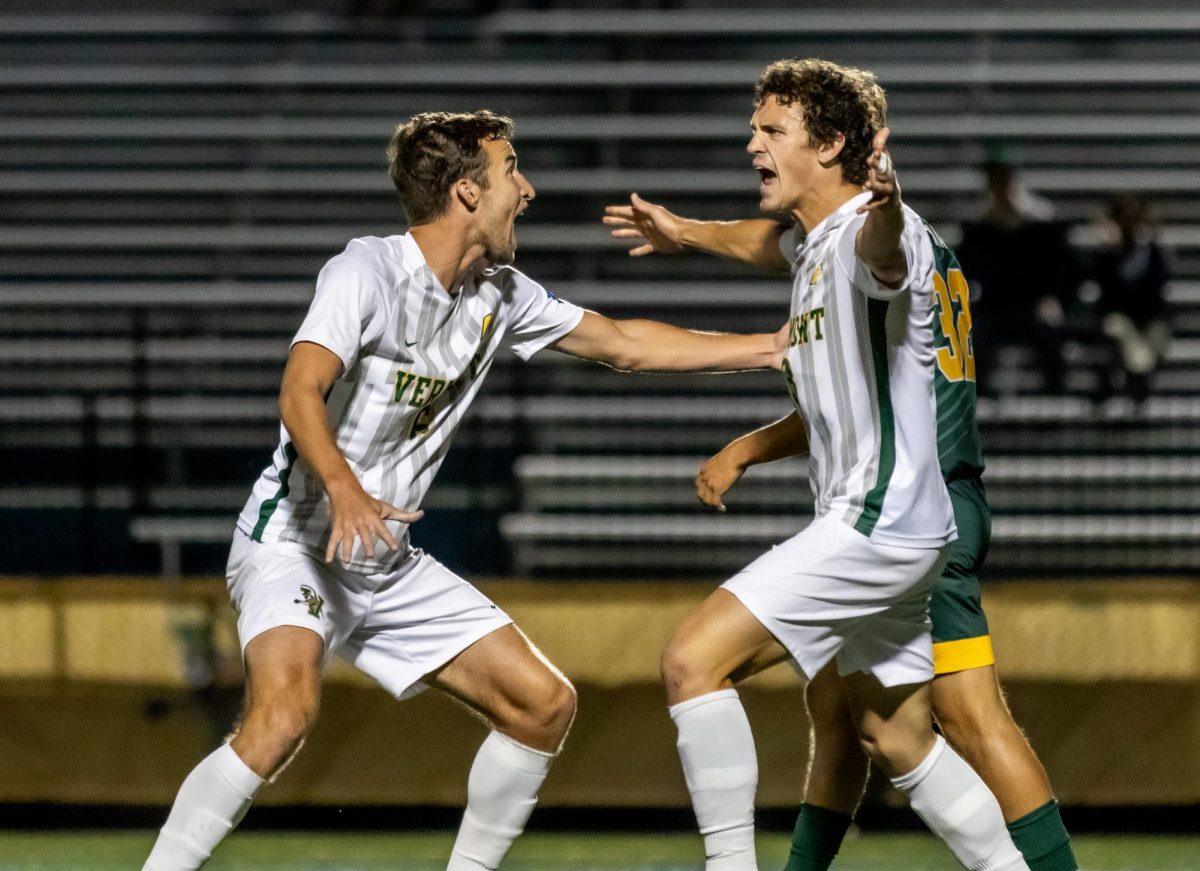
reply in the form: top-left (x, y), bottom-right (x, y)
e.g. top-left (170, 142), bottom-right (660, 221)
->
top-left (291, 256), bottom-right (390, 374)
top-left (836, 209), bottom-right (933, 301)
top-left (778, 225), bottom-right (801, 274)
top-left (502, 271), bottom-right (586, 361)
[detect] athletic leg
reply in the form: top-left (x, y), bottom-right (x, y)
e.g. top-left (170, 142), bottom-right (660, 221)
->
top-left (661, 589), bottom-right (790, 871)
top-left (786, 661), bottom-right (1075, 871)
top-left (843, 672), bottom-right (1028, 871)
top-left (931, 478), bottom-right (1075, 869)
top-left (934, 666), bottom-right (1076, 870)
top-left (424, 624), bottom-right (576, 871)
top-left (143, 626), bottom-right (324, 870)
top-left (784, 662), bottom-right (864, 871)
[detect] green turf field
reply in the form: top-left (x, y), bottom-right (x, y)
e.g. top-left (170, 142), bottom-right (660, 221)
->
top-left (1, 831), bottom-right (1198, 870)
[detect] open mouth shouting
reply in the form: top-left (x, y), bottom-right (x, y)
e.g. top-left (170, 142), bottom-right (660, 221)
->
top-left (755, 164), bottom-right (778, 191)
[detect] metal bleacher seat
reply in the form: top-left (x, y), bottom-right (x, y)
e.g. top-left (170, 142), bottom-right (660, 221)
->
top-left (1, 5), bottom-right (1198, 575)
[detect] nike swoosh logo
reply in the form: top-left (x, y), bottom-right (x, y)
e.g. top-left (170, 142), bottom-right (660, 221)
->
top-left (405, 339), bottom-right (418, 347)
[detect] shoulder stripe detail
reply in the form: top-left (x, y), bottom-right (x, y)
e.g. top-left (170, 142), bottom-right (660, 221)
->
top-left (252, 442), bottom-right (298, 542)
top-left (854, 298), bottom-right (896, 537)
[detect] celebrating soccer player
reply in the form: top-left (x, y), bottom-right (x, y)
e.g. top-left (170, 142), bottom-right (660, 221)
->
top-left (141, 110), bottom-right (787, 871)
top-left (605, 59), bottom-right (1062, 870)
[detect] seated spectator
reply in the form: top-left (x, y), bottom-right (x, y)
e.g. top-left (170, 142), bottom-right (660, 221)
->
top-left (958, 158), bottom-right (1079, 396)
top-left (1090, 193), bottom-right (1171, 402)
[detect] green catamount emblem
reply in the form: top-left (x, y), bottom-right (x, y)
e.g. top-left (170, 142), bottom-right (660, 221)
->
top-left (294, 585), bottom-right (324, 618)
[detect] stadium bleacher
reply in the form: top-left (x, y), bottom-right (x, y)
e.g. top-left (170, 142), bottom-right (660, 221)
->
top-left (2, 4), bottom-right (1198, 577)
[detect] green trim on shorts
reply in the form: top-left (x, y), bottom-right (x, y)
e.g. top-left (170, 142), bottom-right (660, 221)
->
top-left (930, 476), bottom-right (992, 645)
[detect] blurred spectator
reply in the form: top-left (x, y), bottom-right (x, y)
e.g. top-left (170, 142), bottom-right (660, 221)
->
top-left (1089, 194), bottom-right (1171, 403)
top-left (957, 158), bottom-right (1079, 396)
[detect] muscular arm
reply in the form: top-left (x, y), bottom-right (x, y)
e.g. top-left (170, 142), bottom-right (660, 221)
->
top-left (280, 341), bottom-right (421, 562)
top-left (551, 310), bottom-right (785, 373)
top-left (678, 217), bottom-right (792, 273)
top-left (696, 412), bottom-right (809, 511)
top-left (604, 193), bottom-right (791, 274)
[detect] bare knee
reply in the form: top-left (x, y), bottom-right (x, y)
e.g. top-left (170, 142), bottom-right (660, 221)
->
top-left (539, 676), bottom-right (578, 744)
top-left (854, 716), bottom-right (936, 780)
top-left (501, 672), bottom-right (577, 752)
top-left (249, 695), bottom-right (318, 745)
top-left (232, 683), bottom-right (320, 778)
top-left (660, 638), bottom-right (727, 704)
top-left (854, 726), bottom-right (903, 779)
top-left (235, 691), bottom-right (314, 753)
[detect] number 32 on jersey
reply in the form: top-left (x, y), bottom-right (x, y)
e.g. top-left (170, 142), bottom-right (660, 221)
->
top-left (933, 268), bottom-right (975, 382)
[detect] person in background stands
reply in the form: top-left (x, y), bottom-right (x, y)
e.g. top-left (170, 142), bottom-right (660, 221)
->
top-left (1090, 193), bottom-right (1171, 403)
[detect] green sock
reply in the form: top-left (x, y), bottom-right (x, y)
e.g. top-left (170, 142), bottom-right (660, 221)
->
top-left (1007, 799), bottom-right (1077, 871)
top-left (784, 802), bottom-right (854, 871)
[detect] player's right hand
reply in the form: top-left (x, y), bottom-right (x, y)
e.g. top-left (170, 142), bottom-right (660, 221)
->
top-left (603, 193), bottom-right (686, 256)
top-left (325, 479), bottom-right (423, 564)
top-left (858, 127), bottom-right (901, 215)
top-left (696, 448), bottom-right (747, 513)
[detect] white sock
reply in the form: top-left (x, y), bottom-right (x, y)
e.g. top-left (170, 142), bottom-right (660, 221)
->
top-left (143, 743), bottom-right (264, 871)
top-left (891, 735), bottom-right (1029, 871)
top-left (669, 689), bottom-right (757, 871)
top-left (446, 730), bottom-right (555, 871)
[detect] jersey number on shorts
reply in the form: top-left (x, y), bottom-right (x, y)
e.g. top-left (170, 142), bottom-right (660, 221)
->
top-left (932, 268), bottom-right (976, 382)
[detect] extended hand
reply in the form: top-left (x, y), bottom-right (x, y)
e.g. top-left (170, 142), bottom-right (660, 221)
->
top-left (603, 192), bottom-right (686, 256)
top-left (857, 127), bottom-right (901, 215)
top-left (696, 449), bottom-right (746, 513)
top-left (325, 480), bottom-right (423, 564)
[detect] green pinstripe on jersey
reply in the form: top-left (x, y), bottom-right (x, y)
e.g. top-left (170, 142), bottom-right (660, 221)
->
top-left (775, 198), bottom-right (956, 547)
top-left (251, 442), bottom-right (298, 542)
top-left (925, 224), bottom-right (985, 482)
top-left (853, 297), bottom-right (897, 536)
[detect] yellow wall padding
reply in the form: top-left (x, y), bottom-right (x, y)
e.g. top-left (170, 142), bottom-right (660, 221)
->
top-left (4, 578), bottom-right (1196, 685)
top-left (0, 578), bottom-right (1198, 806)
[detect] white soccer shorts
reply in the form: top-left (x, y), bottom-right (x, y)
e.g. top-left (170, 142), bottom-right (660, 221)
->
top-left (722, 514), bottom-right (952, 688)
top-left (226, 529), bottom-right (512, 699)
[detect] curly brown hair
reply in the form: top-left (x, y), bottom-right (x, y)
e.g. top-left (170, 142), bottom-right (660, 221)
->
top-left (387, 110), bottom-right (515, 225)
top-left (753, 59), bottom-right (887, 187)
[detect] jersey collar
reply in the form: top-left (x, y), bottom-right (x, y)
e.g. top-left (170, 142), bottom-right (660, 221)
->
top-left (398, 232), bottom-right (453, 297)
top-left (804, 192), bottom-right (872, 245)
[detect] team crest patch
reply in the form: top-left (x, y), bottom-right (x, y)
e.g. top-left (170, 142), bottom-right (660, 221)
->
top-left (294, 585), bottom-right (324, 619)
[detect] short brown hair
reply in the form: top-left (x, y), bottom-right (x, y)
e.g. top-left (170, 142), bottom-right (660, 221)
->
top-left (387, 110), bottom-right (515, 225)
top-left (754, 59), bottom-right (887, 186)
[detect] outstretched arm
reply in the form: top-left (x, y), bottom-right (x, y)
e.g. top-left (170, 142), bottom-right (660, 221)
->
top-left (854, 127), bottom-right (908, 288)
top-left (604, 193), bottom-right (791, 274)
top-left (696, 412), bottom-right (809, 511)
top-left (281, 342), bottom-right (423, 563)
top-left (551, 310), bottom-right (786, 373)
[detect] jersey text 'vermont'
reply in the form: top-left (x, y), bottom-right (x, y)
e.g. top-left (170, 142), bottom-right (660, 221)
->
top-left (786, 307), bottom-right (826, 347)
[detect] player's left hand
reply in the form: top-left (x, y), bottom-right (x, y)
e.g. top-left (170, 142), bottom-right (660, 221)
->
top-left (696, 449), bottom-right (747, 513)
top-left (603, 193), bottom-right (687, 256)
top-left (857, 127), bottom-right (901, 215)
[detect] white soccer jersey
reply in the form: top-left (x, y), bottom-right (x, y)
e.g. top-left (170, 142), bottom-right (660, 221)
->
top-left (237, 233), bottom-right (585, 572)
top-left (779, 193), bottom-right (955, 548)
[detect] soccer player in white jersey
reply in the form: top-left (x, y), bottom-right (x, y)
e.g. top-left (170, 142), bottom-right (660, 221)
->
top-left (141, 110), bottom-right (785, 871)
top-left (605, 60), bottom-right (1030, 870)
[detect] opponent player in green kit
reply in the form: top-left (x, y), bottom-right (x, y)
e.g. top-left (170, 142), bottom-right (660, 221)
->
top-left (606, 59), bottom-right (1076, 871)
